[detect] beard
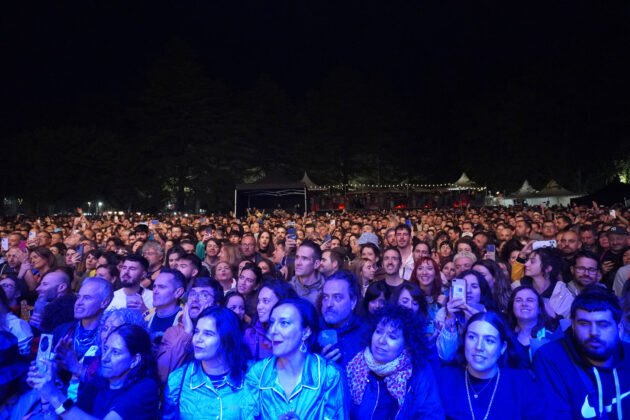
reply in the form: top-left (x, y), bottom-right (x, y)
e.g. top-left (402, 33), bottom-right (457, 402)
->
top-left (577, 336), bottom-right (617, 363)
top-left (120, 277), bottom-right (137, 288)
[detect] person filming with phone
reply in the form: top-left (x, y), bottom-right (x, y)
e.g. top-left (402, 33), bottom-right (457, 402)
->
top-left (435, 270), bottom-right (496, 362)
top-left (318, 270), bottom-right (371, 369)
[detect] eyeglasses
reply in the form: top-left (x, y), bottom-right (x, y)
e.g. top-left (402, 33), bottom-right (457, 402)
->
top-left (188, 290), bottom-right (214, 301)
top-left (574, 266), bottom-right (599, 274)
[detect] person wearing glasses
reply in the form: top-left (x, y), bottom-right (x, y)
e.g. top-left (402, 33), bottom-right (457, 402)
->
top-left (140, 241), bottom-right (165, 289)
top-left (567, 250), bottom-right (604, 297)
top-left (155, 276), bottom-right (224, 383)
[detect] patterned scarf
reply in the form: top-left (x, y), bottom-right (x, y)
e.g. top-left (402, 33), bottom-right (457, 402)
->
top-left (346, 347), bottom-right (413, 406)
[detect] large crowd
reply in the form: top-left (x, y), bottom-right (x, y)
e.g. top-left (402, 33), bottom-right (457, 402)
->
top-left (1, 203), bottom-right (629, 419)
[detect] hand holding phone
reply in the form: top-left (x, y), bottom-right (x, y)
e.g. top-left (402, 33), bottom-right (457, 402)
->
top-left (36, 334), bottom-right (54, 374)
top-left (485, 244), bottom-right (496, 261)
top-left (318, 329), bottom-right (338, 347)
top-left (532, 240), bottom-right (556, 250)
top-left (451, 278), bottom-right (467, 302)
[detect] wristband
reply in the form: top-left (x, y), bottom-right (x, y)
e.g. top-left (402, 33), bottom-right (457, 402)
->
top-left (54, 398), bottom-right (74, 415)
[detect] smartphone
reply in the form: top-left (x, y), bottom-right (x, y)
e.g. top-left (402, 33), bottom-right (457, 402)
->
top-left (287, 228), bottom-right (297, 240)
top-left (486, 244), bottom-right (496, 260)
top-left (1, 238), bottom-right (8, 251)
top-left (317, 329), bottom-right (338, 347)
top-left (610, 210), bottom-right (617, 219)
top-left (18, 241), bottom-right (27, 252)
top-left (28, 232), bottom-right (36, 240)
top-left (330, 219), bottom-right (336, 226)
top-left (138, 222), bottom-right (148, 226)
top-left (451, 278), bottom-right (467, 302)
top-left (324, 234), bottom-right (332, 242)
top-left (199, 218), bottom-right (207, 223)
top-left (533, 240), bottom-right (557, 250)
top-left (405, 220), bottom-right (412, 228)
top-left (151, 220), bottom-right (159, 225)
top-left (76, 244), bottom-right (84, 257)
top-left (37, 334), bottom-right (53, 373)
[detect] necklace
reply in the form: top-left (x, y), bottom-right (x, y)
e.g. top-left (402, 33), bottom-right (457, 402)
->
top-left (465, 368), bottom-right (500, 420)
top-left (466, 371), bottom-right (494, 398)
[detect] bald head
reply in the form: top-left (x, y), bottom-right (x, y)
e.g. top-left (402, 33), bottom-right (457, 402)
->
top-left (36, 270), bottom-right (70, 300)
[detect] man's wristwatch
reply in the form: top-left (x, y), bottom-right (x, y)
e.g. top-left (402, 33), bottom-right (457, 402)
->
top-left (54, 398), bottom-right (74, 415)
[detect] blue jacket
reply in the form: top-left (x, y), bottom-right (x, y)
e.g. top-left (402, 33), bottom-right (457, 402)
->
top-left (350, 362), bottom-right (445, 420)
top-left (243, 352), bottom-right (349, 420)
top-left (533, 328), bottom-right (630, 420)
top-left (163, 360), bottom-right (245, 420)
top-left (314, 314), bottom-right (371, 370)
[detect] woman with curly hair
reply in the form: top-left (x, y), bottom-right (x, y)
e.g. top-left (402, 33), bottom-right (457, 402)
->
top-left (346, 305), bottom-right (444, 419)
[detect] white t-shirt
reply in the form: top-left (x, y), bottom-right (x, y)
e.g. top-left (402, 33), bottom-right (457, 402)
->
top-left (399, 249), bottom-right (415, 281)
top-left (107, 287), bottom-right (153, 311)
top-left (6, 313), bottom-right (33, 355)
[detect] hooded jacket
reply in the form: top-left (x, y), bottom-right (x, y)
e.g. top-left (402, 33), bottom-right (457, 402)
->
top-left (533, 327), bottom-right (630, 420)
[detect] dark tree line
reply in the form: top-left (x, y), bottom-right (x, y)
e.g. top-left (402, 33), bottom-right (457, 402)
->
top-left (2, 1), bottom-right (629, 212)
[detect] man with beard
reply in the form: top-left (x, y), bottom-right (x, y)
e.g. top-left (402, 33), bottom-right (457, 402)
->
top-left (380, 247), bottom-right (408, 300)
top-left (106, 255), bottom-right (153, 312)
top-left (289, 240), bottom-right (325, 307)
top-left (559, 230), bottom-right (582, 263)
top-left (396, 223), bottom-right (414, 281)
top-left (33, 270), bottom-right (77, 333)
top-left (567, 251), bottom-right (603, 297)
top-left (155, 276), bottom-right (224, 383)
top-left (534, 287), bottom-right (630, 419)
top-left (579, 225), bottom-right (599, 254)
top-left (240, 233), bottom-right (263, 264)
top-left (141, 240), bottom-right (165, 288)
top-left (317, 270), bottom-right (370, 369)
top-left (601, 226), bottom-right (629, 290)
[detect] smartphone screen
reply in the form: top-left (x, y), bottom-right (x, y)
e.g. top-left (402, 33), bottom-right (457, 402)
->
top-left (37, 334), bottom-right (53, 373)
top-left (1, 238), bottom-right (8, 251)
top-left (287, 228), bottom-right (297, 240)
top-left (451, 278), bottom-right (467, 302)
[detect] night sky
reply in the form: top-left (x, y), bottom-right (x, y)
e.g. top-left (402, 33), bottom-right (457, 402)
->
top-left (3, 1), bottom-right (630, 211)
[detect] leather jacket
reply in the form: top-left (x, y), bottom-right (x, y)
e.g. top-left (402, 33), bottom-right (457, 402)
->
top-left (243, 352), bottom-right (349, 420)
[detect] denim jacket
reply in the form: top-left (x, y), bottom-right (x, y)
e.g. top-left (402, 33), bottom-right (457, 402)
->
top-left (163, 360), bottom-right (245, 420)
top-left (243, 353), bottom-right (349, 420)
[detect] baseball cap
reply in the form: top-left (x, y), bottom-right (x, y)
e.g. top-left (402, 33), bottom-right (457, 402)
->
top-left (357, 232), bottom-right (379, 247)
top-left (607, 226), bottom-right (628, 236)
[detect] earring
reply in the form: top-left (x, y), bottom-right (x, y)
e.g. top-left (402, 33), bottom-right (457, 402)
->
top-left (300, 340), bottom-right (307, 353)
